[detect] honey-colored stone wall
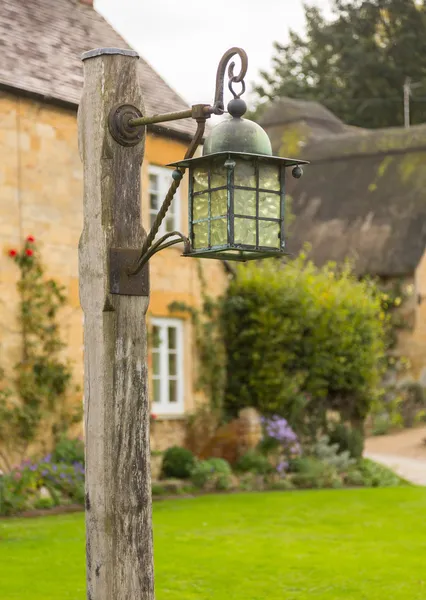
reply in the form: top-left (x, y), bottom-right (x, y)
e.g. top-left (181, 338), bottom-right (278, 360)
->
top-left (398, 250), bottom-right (426, 384)
top-left (0, 91), bottom-right (228, 451)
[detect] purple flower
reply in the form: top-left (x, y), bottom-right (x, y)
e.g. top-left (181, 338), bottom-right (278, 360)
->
top-left (30, 465), bottom-right (37, 472)
top-left (60, 473), bottom-right (66, 479)
top-left (42, 470), bottom-right (48, 476)
top-left (43, 454), bottom-right (52, 463)
top-left (277, 461), bottom-right (289, 474)
top-left (52, 465), bottom-right (57, 472)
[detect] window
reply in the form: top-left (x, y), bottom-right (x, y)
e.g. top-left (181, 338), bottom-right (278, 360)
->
top-left (149, 165), bottom-right (180, 235)
top-left (151, 318), bottom-right (184, 415)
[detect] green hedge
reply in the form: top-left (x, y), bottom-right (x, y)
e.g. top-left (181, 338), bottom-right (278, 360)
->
top-left (221, 254), bottom-right (387, 436)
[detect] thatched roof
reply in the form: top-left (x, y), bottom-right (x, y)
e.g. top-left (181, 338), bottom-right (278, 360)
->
top-left (288, 124), bottom-right (426, 276)
top-left (0, 0), bottom-right (195, 139)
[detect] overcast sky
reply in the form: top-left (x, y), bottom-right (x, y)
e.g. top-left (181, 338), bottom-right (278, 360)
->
top-left (96, 0), bottom-right (332, 109)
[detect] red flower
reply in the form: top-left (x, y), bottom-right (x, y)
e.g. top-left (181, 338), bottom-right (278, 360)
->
top-left (151, 414), bottom-right (158, 420)
top-left (27, 235), bottom-right (35, 243)
top-left (25, 249), bottom-right (33, 257)
top-left (8, 249), bottom-right (17, 257)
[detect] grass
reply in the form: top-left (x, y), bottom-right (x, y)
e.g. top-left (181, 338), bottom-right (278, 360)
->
top-left (1, 487), bottom-right (426, 599)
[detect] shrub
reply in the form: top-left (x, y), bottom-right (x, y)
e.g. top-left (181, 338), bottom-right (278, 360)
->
top-left (328, 423), bottom-right (364, 459)
top-left (235, 450), bottom-right (273, 475)
top-left (161, 446), bottom-right (195, 479)
top-left (356, 458), bottom-right (404, 487)
top-left (52, 436), bottom-right (85, 466)
top-left (312, 435), bottom-right (355, 473)
top-left (191, 458), bottom-right (232, 491)
top-left (221, 254), bottom-right (386, 438)
top-left (290, 457), bottom-right (341, 489)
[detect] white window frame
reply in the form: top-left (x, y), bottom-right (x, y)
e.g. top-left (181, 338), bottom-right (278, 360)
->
top-left (148, 165), bottom-right (180, 237)
top-left (151, 317), bottom-right (184, 415)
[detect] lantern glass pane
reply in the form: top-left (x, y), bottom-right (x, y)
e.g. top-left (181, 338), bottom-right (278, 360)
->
top-left (259, 192), bottom-right (280, 219)
top-left (259, 220), bottom-right (280, 248)
top-left (193, 193), bottom-right (209, 220)
top-left (234, 189), bottom-right (256, 216)
top-left (211, 162), bottom-right (227, 188)
top-left (234, 217), bottom-right (256, 246)
top-left (259, 164), bottom-right (280, 191)
top-left (211, 218), bottom-right (227, 246)
top-left (211, 189), bottom-right (228, 217)
top-left (193, 222), bottom-right (208, 249)
top-left (234, 159), bottom-right (256, 187)
top-left (193, 167), bottom-right (209, 192)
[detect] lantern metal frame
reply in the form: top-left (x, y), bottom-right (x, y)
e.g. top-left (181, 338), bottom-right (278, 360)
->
top-left (168, 151), bottom-right (307, 261)
top-left (107, 46), bottom-right (308, 295)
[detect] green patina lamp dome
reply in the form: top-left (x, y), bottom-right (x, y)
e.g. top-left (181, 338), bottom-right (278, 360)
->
top-left (168, 96), bottom-right (308, 262)
top-left (203, 99), bottom-right (273, 156)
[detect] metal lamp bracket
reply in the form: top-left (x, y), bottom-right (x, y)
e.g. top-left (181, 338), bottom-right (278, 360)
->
top-left (110, 249), bottom-right (150, 296)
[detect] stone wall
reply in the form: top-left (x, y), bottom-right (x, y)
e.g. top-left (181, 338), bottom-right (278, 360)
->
top-left (0, 90), bottom-right (228, 453)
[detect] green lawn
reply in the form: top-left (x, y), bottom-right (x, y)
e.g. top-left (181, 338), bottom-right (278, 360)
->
top-left (1, 487), bottom-right (426, 599)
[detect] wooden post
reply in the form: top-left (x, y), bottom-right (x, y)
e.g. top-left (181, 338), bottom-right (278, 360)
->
top-left (78, 48), bottom-right (154, 600)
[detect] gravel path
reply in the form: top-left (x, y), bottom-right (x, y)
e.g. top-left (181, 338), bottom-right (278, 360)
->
top-left (364, 452), bottom-right (426, 485)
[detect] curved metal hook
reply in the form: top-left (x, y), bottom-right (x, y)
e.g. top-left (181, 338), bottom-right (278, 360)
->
top-left (212, 47), bottom-right (248, 115)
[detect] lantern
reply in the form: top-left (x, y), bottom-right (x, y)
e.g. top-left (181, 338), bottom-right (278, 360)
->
top-left (169, 98), bottom-right (308, 261)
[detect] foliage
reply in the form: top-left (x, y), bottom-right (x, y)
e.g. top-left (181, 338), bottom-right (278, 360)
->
top-left (169, 262), bottom-right (226, 412)
top-left (222, 254), bottom-right (386, 438)
top-left (0, 237), bottom-right (78, 469)
top-left (51, 435), bottom-right (85, 466)
top-left (311, 435), bottom-right (356, 473)
top-left (328, 423), bottom-right (364, 459)
top-left (345, 458), bottom-right (404, 487)
top-left (254, 0), bottom-right (426, 129)
top-left (161, 446), bottom-right (196, 480)
top-left (290, 457), bottom-right (342, 489)
top-left (235, 450), bottom-right (273, 475)
top-left (190, 457), bottom-right (232, 490)
top-left (0, 455), bottom-right (85, 516)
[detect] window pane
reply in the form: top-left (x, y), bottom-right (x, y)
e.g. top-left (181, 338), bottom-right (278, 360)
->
top-left (193, 222), bottom-right (209, 249)
top-left (150, 193), bottom-right (158, 210)
top-left (259, 164), bottom-right (280, 191)
top-left (153, 351), bottom-right (160, 375)
top-left (211, 218), bottom-right (227, 246)
top-left (259, 192), bottom-right (280, 219)
top-left (153, 326), bottom-right (161, 349)
top-left (234, 189), bottom-right (256, 216)
top-left (193, 167), bottom-right (209, 192)
top-left (193, 193), bottom-right (209, 221)
top-left (169, 379), bottom-right (177, 403)
top-left (168, 327), bottom-right (177, 349)
top-left (234, 159), bottom-right (256, 187)
top-left (234, 217), bottom-right (256, 246)
top-left (211, 162), bottom-right (227, 188)
top-left (169, 353), bottom-right (177, 376)
top-left (259, 220), bottom-right (280, 248)
top-left (149, 174), bottom-right (158, 190)
top-left (153, 378), bottom-right (161, 403)
top-left (211, 189), bottom-right (227, 217)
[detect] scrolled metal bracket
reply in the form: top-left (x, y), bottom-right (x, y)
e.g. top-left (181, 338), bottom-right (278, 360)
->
top-left (212, 47), bottom-right (248, 114)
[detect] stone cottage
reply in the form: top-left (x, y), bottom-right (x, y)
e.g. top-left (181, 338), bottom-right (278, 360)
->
top-left (0, 0), bottom-right (228, 453)
top-left (260, 98), bottom-right (426, 383)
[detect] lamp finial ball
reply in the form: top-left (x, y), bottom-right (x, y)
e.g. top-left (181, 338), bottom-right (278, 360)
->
top-left (227, 98), bottom-right (247, 119)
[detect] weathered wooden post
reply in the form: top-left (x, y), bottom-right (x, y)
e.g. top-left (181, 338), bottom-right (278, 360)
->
top-left (78, 48), bottom-right (154, 600)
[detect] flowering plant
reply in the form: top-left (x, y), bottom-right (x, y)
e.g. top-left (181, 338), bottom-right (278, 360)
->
top-left (261, 415), bottom-right (302, 476)
top-left (0, 235), bottom-right (77, 470)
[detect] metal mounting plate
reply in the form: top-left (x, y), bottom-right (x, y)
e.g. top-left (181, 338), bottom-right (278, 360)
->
top-left (110, 249), bottom-right (150, 296)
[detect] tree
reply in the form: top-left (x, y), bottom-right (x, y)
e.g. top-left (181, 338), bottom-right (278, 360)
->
top-left (254, 0), bottom-right (426, 129)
